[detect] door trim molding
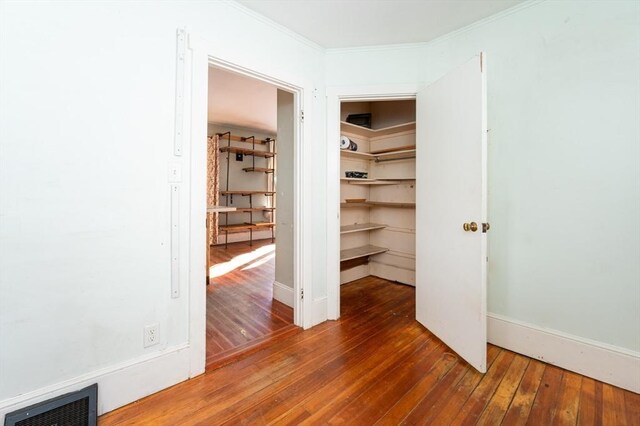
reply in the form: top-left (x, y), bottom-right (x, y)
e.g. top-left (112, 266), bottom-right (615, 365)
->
top-left (326, 84), bottom-right (421, 320)
top-left (488, 313), bottom-right (640, 393)
top-left (188, 33), bottom-right (309, 379)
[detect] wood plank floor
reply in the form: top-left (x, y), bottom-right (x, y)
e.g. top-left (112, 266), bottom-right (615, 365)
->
top-left (100, 276), bottom-right (639, 425)
top-left (206, 239), bottom-right (295, 367)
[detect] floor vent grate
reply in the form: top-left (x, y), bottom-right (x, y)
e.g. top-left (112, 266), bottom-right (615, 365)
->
top-left (4, 384), bottom-right (97, 426)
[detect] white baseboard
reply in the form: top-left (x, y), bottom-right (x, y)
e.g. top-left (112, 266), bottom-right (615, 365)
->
top-left (340, 264), bottom-right (369, 285)
top-left (488, 313), bottom-right (640, 393)
top-left (370, 262), bottom-right (415, 287)
top-left (0, 344), bottom-right (195, 419)
top-left (273, 281), bottom-right (294, 307)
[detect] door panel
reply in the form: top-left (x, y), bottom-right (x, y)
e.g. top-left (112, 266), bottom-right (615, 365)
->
top-left (416, 54), bottom-right (488, 372)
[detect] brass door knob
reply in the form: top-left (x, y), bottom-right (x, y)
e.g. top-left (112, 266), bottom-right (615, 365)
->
top-left (482, 223), bottom-right (490, 233)
top-left (463, 222), bottom-right (478, 232)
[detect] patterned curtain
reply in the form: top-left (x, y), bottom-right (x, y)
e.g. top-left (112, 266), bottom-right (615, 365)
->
top-left (207, 135), bottom-right (220, 245)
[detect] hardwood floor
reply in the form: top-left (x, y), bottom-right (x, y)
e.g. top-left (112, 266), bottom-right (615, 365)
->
top-left (206, 239), bottom-right (296, 368)
top-left (100, 276), bottom-right (639, 425)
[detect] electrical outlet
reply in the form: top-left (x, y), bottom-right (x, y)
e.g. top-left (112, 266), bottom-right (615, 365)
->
top-left (144, 323), bottom-right (159, 348)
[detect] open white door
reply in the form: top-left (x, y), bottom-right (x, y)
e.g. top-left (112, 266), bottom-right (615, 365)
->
top-left (416, 53), bottom-right (488, 372)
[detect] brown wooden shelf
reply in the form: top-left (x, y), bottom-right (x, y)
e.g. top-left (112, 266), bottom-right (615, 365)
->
top-left (340, 245), bottom-right (388, 262)
top-left (220, 191), bottom-right (276, 196)
top-left (248, 222), bottom-right (275, 227)
top-left (243, 167), bottom-right (274, 173)
top-left (220, 146), bottom-right (275, 158)
top-left (218, 224), bottom-right (255, 233)
top-left (219, 222), bottom-right (275, 233)
top-left (224, 207), bottom-right (276, 213)
top-left (215, 133), bottom-right (274, 145)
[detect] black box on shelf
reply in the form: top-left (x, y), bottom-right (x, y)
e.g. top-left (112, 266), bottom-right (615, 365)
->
top-left (346, 171), bottom-right (368, 179)
top-left (346, 113), bottom-right (372, 129)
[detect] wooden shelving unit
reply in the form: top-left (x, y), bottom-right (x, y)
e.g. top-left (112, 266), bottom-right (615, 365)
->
top-left (339, 112), bottom-right (416, 284)
top-left (217, 132), bottom-right (277, 248)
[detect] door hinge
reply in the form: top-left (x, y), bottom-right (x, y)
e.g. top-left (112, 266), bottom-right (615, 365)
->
top-left (300, 289), bottom-right (304, 300)
top-left (300, 110), bottom-right (304, 123)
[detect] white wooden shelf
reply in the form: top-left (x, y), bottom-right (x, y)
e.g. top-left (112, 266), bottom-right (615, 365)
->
top-left (340, 223), bottom-right (387, 234)
top-left (340, 244), bottom-right (389, 262)
top-left (341, 178), bottom-right (401, 185)
top-left (375, 149), bottom-right (416, 161)
top-left (340, 150), bottom-right (372, 160)
top-left (340, 201), bottom-right (416, 208)
top-left (369, 201), bottom-right (416, 208)
top-left (341, 178), bottom-right (415, 185)
top-left (341, 177), bottom-right (375, 182)
top-left (341, 121), bottom-right (416, 138)
top-left (340, 148), bottom-right (416, 162)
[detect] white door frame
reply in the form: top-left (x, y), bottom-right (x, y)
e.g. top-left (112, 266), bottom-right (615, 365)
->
top-left (326, 84), bottom-right (422, 320)
top-left (187, 33), bottom-right (308, 377)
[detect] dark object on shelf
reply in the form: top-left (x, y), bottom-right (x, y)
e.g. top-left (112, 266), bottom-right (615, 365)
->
top-left (349, 141), bottom-right (358, 151)
top-left (346, 113), bottom-right (372, 129)
top-left (346, 171), bottom-right (368, 179)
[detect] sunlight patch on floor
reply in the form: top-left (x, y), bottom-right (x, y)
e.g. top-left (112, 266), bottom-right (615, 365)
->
top-left (209, 244), bottom-right (275, 278)
top-left (242, 252), bottom-right (275, 271)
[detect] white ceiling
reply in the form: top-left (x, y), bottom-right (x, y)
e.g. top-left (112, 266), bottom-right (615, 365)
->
top-left (237, 0), bottom-right (524, 48)
top-left (209, 1), bottom-right (524, 132)
top-left (208, 67), bottom-right (277, 133)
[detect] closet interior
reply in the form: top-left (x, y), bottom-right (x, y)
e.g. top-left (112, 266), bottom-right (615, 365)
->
top-left (339, 100), bottom-right (416, 286)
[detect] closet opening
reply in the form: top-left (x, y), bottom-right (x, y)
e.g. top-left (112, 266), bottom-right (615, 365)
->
top-left (339, 99), bottom-right (417, 312)
top-left (205, 66), bottom-right (298, 368)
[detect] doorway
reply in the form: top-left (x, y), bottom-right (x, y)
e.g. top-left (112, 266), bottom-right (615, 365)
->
top-left (338, 99), bottom-right (417, 287)
top-left (205, 66), bottom-right (299, 367)
top-left (326, 53), bottom-right (488, 373)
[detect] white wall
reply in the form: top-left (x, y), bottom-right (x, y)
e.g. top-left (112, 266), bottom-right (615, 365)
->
top-left (274, 90), bottom-right (295, 309)
top-left (327, 0), bottom-right (640, 355)
top-left (1, 0), bottom-right (638, 416)
top-left (0, 0), bottom-right (325, 416)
